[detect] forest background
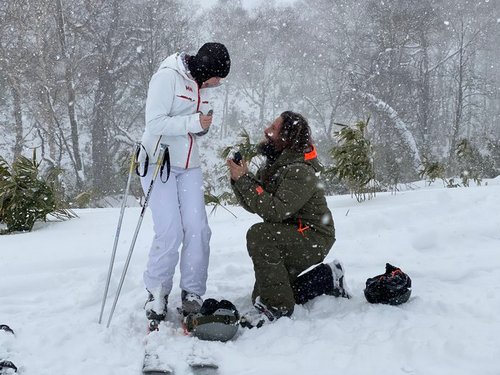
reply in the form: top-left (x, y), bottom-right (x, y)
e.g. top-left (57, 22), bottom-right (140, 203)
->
top-left (1, 0), bottom-right (499, 205)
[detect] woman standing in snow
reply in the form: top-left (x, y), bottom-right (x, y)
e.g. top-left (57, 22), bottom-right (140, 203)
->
top-left (139, 43), bottom-right (230, 321)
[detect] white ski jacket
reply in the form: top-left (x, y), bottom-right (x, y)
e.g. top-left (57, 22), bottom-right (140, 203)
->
top-left (140, 53), bottom-right (212, 169)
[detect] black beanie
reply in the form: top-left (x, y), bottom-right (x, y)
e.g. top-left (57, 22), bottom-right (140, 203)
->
top-left (187, 43), bottom-right (231, 86)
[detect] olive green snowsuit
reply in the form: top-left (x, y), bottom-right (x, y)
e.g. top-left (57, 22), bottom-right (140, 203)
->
top-left (231, 147), bottom-right (335, 314)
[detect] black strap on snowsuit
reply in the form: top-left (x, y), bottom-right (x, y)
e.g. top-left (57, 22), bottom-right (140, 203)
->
top-left (135, 144), bottom-right (170, 183)
top-left (159, 147), bottom-right (170, 183)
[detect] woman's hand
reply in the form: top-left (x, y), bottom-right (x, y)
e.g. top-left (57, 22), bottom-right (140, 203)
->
top-left (199, 113), bottom-right (213, 130)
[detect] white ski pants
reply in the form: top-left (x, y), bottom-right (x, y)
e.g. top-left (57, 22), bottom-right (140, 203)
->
top-left (141, 166), bottom-right (211, 296)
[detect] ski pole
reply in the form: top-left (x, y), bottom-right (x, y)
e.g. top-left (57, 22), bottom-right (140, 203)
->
top-left (98, 142), bottom-right (140, 324)
top-left (106, 143), bottom-right (169, 328)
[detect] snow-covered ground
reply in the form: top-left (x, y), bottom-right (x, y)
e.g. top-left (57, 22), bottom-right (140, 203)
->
top-left (1, 178), bottom-right (499, 375)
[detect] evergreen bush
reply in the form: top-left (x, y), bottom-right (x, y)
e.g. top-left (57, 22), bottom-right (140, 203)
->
top-left (328, 119), bottom-right (375, 202)
top-left (0, 152), bottom-right (76, 234)
top-left (211, 129), bottom-right (261, 206)
top-left (486, 138), bottom-right (500, 175)
top-left (455, 138), bottom-right (491, 187)
top-left (221, 129), bottom-right (260, 166)
top-left (419, 158), bottom-right (447, 186)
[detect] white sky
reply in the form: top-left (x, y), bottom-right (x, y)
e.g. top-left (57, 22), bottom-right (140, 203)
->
top-left (200, 0), bottom-right (298, 8)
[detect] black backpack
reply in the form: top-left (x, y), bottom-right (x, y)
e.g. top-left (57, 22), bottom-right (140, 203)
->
top-left (364, 263), bottom-right (412, 305)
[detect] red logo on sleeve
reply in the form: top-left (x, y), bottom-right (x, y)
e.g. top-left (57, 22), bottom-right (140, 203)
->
top-left (255, 186), bottom-right (264, 195)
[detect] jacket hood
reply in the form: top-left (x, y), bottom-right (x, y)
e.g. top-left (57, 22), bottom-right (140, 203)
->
top-left (157, 53), bottom-right (193, 82)
top-left (273, 146), bottom-right (323, 173)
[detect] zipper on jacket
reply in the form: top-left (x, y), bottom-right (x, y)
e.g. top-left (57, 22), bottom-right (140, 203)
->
top-left (185, 133), bottom-right (194, 168)
top-left (196, 83), bottom-right (201, 112)
top-left (184, 83), bottom-right (201, 169)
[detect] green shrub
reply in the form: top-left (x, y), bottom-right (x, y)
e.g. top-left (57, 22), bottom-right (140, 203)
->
top-left (486, 138), bottom-right (500, 175)
top-left (419, 159), bottom-right (447, 186)
top-left (0, 152), bottom-right (76, 234)
top-left (213, 129), bottom-right (261, 206)
top-left (328, 119), bottom-right (375, 202)
top-left (221, 129), bottom-right (260, 165)
top-left (455, 139), bottom-right (484, 187)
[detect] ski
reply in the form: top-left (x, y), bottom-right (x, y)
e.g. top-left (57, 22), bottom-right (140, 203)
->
top-left (142, 319), bottom-right (174, 375)
top-left (142, 352), bottom-right (173, 375)
top-left (0, 361), bottom-right (18, 375)
top-left (188, 359), bottom-right (218, 375)
top-left (187, 340), bottom-right (219, 375)
top-left (0, 325), bottom-right (18, 374)
top-left (0, 326), bottom-right (14, 335)
top-left (141, 308), bottom-right (224, 375)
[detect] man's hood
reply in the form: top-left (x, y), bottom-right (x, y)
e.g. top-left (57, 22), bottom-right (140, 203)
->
top-left (273, 147), bottom-right (323, 173)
